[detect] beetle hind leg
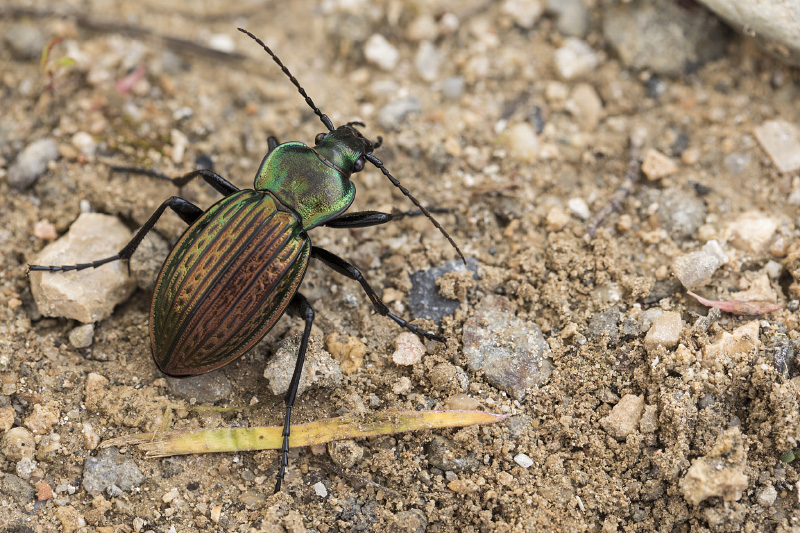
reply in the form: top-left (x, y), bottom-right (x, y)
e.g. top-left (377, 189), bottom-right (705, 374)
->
top-left (274, 292), bottom-right (315, 493)
top-left (28, 196), bottom-right (203, 273)
top-left (311, 247), bottom-right (445, 343)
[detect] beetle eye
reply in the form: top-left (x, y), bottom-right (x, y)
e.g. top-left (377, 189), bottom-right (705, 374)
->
top-left (353, 157), bottom-right (365, 172)
top-left (314, 132), bottom-right (326, 145)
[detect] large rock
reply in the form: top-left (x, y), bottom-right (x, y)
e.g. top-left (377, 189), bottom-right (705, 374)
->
top-left (30, 213), bottom-right (137, 323)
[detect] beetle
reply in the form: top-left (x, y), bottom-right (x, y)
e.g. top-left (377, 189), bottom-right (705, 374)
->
top-left (30, 28), bottom-right (464, 492)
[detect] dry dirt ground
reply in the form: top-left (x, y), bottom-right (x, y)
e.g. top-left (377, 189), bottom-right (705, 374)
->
top-left (1, 0), bottom-right (800, 531)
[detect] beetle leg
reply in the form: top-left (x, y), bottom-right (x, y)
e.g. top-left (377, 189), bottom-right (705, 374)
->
top-left (275, 292), bottom-right (315, 493)
top-left (111, 167), bottom-right (240, 197)
top-left (29, 197), bottom-right (203, 273)
top-left (323, 208), bottom-right (451, 229)
top-left (311, 247), bottom-right (445, 343)
top-left (267, 136), bottom-right (280, 154)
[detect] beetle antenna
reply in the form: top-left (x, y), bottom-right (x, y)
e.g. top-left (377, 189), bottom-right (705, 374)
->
top-left (365, 153), bottom-right (465, 264)
top-left (238, 28), bottom-right (334, 132)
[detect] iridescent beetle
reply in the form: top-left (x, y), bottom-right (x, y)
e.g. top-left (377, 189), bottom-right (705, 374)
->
top-left (30, 28), bottom-right (464, 492)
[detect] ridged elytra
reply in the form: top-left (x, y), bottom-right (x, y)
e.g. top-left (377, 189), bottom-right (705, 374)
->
top-left (29, 27), bottom-right (464, 492)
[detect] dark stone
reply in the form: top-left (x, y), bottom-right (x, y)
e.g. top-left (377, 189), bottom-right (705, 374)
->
top-left (409, 258), bottom-right (478, 325)
top-left (82, 447), bottom-right (145, 495)
top-left (166, 369), bottom-right (233, 403)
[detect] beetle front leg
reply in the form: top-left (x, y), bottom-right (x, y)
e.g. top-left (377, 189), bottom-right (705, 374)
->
top-left (323, 208), bottom-right (451, 229)
top-left (29, 197), bottom-right (203, 273)
top-left (111, 167), bottom-right (240, 197)
top-left (311, 247), bottom-right (444, 343)
top-left (275, 292), bottom-right (315, 493)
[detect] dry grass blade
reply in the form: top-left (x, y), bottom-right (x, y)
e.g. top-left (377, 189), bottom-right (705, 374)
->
top-left (102, 410), bottom-right (507, 457)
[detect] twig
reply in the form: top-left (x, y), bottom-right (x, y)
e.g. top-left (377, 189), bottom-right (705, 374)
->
top-left (585, 136), bottom-right (643, 240)
top-left (1, 5), bottom-right (245, 62)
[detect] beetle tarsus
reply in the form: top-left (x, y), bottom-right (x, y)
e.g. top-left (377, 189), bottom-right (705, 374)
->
top-left (274, 292), bottom-right (315, 493)
top-left (311, 246), bottom-right (444, 342)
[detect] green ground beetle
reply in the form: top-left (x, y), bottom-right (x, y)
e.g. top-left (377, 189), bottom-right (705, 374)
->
top-left (31, 28), bottom-right (464, 492)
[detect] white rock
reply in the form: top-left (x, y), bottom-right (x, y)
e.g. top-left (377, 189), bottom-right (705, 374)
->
top-left (364, 34), bottom-right (399, 71)
top-left (513, 453), bottom-right (534, 468)
top-left (641, 149), bottom-right (678, 180)
top-left (29, 213), bottom-right (137, 323)
top-left (728, 211), bottom-right (777, 253)
top-left (644, 311), bottom-right (683, 353)
top-left (554, 38), bottom-right (598, 80)
top-left (506, 123), bottom-right (539, 162)
top-left (313, 481), bottom-right (328, 497)
top-left (753, 119), bottom-right (800, 173)
top-left (502, 0), bottom-right (544, 29)
top-left (392, 332), bottom-right (426, 366)
top-left (567, 197), bottom-right (590, 220)
top-left (566, 83), bottom-right (603, 131)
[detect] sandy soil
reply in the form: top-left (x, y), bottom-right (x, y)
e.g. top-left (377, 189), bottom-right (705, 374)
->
top-left (1, 0), bottom-right (799, 531)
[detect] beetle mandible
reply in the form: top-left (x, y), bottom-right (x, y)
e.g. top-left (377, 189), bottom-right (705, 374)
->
top-left (30, 28), bottom-right (464, 492)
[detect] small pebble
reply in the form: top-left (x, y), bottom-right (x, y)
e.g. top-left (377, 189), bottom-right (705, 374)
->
top-left (547, 0), bottom-right (589, 37)
top-left (8, 138), bottom-right (59, 189)
top-left (672, 240), bottom-right (727, 291)
top-left (600, 394), bottom-right (645, 440)
top-left (5, 25), bottom-right (46, 60)
top-left (71, 131), bottom-right (97, 157)
top-left (566, 83), bottom-right (603, 131)
top-left (313, 481), bottom-right (328, 497)
top-left (82, 447), bottom-right (145, 495)
top-left (328, 440), bottom-right (363, 469)
top-left (392, 332), bottom-right (426, 366)
top-left (462, 295), bottom-right (553, 400)
top-left (641, 149), bottom-right (678, 180)
top-left (414, 41), bottom-right (439, 82)
top-left (441, 76), bottom-right (465, 100)
top-left (167, 370), bottom-right (233, 404)
top-left (16, 456), bottom-right (38, 480)
top-left (448, 478), bottom-right (479, 494)
top-left (545, 207), bottom-right (570, 232)
top-left (644, 311), bottom-right (682, 354)
top-left (210, 505), bottom-right (222, 523)
top-left (753, 119), bottom-right (800, 173)
top-left (443, 394), bottom-right (480, 411)
top-left (392, 376), bottom-right (412, 395)
top-left (378, 97), bottom-right (422, 130)
top-left (69, 323), bottom-right (95, 349)
top-left (553, 38), bottom-right (598, 80)
top-left (506, 123), bottom-right (539, 162)
top-left (502, 0), bottom-right (544, 29)
top-left (406, 15), bottom-right (438, 41)
top-left (567, 197), bottom-right (590, 220)
top-left (728, 211), bottom-right (777, 253)
top-left (756, 485), bottom-right (777, 507)
top-left (33, 220), bottom-right (58, 241)
top-left (36, 480), bottom-right (54, 501)
top-left (24, 402), bottom-right (60, 435)
top-left (325, 332), bottom-right (366, 375)
top-left (2, 427), bottom-right (36, 460)
top-left (208, 33), bottom-right (236, 54)
top-left (679, 428), bottom-right (747, 505)
top-left (263, 335), bottom-right (342, 397)
top-left (364, 34), bottom-right (399, 71)
top-left (513, 453), bottom-right (534, 469)
top-left (0, 406), bottom-right (14, 432)
top-left (82, 422), bottom-right (101, 450)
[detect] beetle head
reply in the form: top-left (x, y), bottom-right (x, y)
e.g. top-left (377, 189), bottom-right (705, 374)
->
top-left (313, 124), bottom-right (378, 177)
